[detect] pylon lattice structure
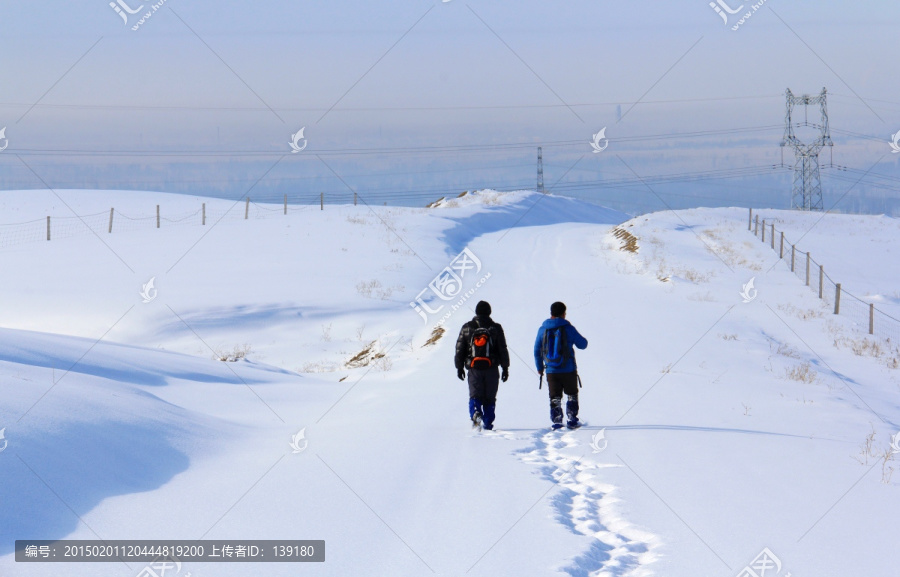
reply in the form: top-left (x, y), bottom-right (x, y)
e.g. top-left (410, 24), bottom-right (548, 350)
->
top-left (781, 87), bottom-right (833, 211)
top-left (537, 146), bottom-right (545, 194)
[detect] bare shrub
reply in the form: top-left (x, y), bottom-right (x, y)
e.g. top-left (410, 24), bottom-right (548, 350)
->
top-left (423, 326), bottom-right (446, 347)
top-left (346, 340), bottom-right (386, 369)
top-left (785, 361), bottom-right (817, 383)
top-left (778, 303), bottom-right (825, 321)
top-left (213, 344), bottom-right (252, 362)
top-left (853, 426), bottom-right (878, 465)
top-left (775, 343), bottom-right (801, 359)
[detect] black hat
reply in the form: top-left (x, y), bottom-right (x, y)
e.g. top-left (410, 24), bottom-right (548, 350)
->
top-left (475, 301), bottom-right (492, 316)
top-left (550, 301), bottom-right (567, 317)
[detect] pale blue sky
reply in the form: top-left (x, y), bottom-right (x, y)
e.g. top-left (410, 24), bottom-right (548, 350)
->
top-left (1, 1), bottom-right (898, 213)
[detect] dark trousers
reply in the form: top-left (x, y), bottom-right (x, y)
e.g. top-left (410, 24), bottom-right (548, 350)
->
top-left (468, 367), bottom-right (500, 427)
top-left (547, 372), bottom-right (579, 425)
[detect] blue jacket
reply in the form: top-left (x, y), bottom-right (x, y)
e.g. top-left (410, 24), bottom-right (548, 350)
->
top-left (534, 318), bottom-right (588, 374)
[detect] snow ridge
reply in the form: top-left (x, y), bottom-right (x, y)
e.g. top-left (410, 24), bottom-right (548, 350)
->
top-left (517, 430), bottom-right (658, 576)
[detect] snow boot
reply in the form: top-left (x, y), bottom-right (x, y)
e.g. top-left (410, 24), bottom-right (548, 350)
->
top-left (482, 404), bottom-right (496, 430)
top-left (469, 398), bottom-right (483, 430)
top-left (566, 396), bottom-right (579, 429)
top-left (550, 397), bottom-right (563, 428)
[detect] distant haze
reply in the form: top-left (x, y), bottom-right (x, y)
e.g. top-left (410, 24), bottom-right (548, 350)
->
top-left (1, 1), bottom-right (898, 215)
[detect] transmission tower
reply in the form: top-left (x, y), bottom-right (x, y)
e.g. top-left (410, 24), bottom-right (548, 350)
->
top-left (537, 146), bottom-right (545, 194)
top-left (781, 87), bottom-right (833, 211)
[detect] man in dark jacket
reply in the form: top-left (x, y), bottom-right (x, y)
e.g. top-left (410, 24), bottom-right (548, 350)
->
top-left (455, 300), bottom-right (510, 430)
top-left (534, 301), bottom-right (588, 429)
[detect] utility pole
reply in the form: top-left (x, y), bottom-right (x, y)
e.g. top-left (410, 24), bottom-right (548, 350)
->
top-left (537, 146), bottom-right (545, 194)
top-left (781, 87), bottom-right (832, 211)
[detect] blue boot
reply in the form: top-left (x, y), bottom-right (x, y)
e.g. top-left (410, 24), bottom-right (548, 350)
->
top-left (550, 397), bottom-right (563, 428)
top-left (566, 396), bottom-right (580, 428)
top-left (482, 404), bottom-right (496, 430)
top-left (469, 398), bottom-right (483, 429)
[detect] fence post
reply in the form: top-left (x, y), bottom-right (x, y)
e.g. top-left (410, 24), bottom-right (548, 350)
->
top-left (245, 197), bottom-right (250, 220)
top-left (354, 192), bottom-right (357, 206)
top-left (761, 220), bottom-right (766, 243)
top-left (834, 283), bottom-right (841, 314)
top-left (202, 203), bottom-right (206, 225)
top-left (156, 205), bottom-right (160, 229)
top-left (320, 193), bottom-right (324, 210)
top-left (46, 216), bottom-right (50, 241)
top-left (108, 208), bottom-right (114, 233)
top-left (869, 303), bottom-right (875, 335)
top-left (779, 231), bottom-right (784, 258)
top-left (748, 208), bottom-right (752, 231)
top-left (754, 214), bottom-right (758, 236)
top-left (805, 252), bottom-right (810, 286)
top-left (770, 224), bottom-right (775, 249)
top-left (791, 245), bottom-right (795, 272)
top-left (818, 265), bottom-right (824, 299)
top-left (284, 194), bottom-right (287, 215)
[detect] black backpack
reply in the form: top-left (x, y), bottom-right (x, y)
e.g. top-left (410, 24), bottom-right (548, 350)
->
top-left (469, 326), bottom-right (493, 370)
top-left (541, 326), bottom-right (570, 370)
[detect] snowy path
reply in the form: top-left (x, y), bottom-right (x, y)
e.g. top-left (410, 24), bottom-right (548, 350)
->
top-left (3, 191), bottom-right (900, 576)
top-left (516, 428), bottom-right (657, 577)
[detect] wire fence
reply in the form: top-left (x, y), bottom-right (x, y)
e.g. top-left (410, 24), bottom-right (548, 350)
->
top-left (749, 208), bottom-right (900, 345)
top-left (0, 192), bottom-right (375, 251)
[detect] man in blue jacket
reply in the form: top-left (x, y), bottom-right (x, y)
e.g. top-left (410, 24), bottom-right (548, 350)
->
top-left (534, 301), bottom-right (588, 429)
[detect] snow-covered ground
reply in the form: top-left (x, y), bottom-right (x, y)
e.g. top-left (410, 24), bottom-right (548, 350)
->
top-left (1, 189), bottom-right (899, 576)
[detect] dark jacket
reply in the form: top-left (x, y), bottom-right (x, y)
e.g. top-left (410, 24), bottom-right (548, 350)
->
top-left (534, 318), bottom-right (588, 374)
top-left (455, 315), bottom-right (510, 371)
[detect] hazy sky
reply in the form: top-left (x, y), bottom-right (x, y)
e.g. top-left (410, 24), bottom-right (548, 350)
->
top-left (1, 1), bottom-right (898, 213)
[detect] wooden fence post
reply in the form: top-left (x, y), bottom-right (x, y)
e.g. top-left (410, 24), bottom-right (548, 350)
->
top-left (770, 224), bottom-right (775, 249)
top-left (108, 208), bottom-right (114, 233)
top-left (354, 192), bottom-right (358, 206)
top-left (791, 245), bottom-right (795, 272)
top-left (779, 231), bottom-right (784, 258)
top-left (46, 216), bottom-right (50, 241)
top-left (754, 215), bottom-right (759, 236)
top-left (202, 203), bottom-right (206, 225)
top-left (320, 193), bottom-right (324, 210)
top-left (245, 197), bottom-right (250, 220)
top-left (156, 205), bottom-right (160, 228)
top-left (748, 208), bottom-right (752, 231)
top-left (761, 220), bottom-right (766, 243)
top-left (818, 265), bottom-right (824, 299)
top-left (869, 303), bottom-right (875, 335)
top-left (284, 194), bottom-right (287, 215)
top-left (834, 283), bottom-right (841, 314)
top-left (805, 252), bottom-right (810, 286)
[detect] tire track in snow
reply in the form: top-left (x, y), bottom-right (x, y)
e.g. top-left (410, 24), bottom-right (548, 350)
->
top-left (516, 430), bottom-right (658, 577)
